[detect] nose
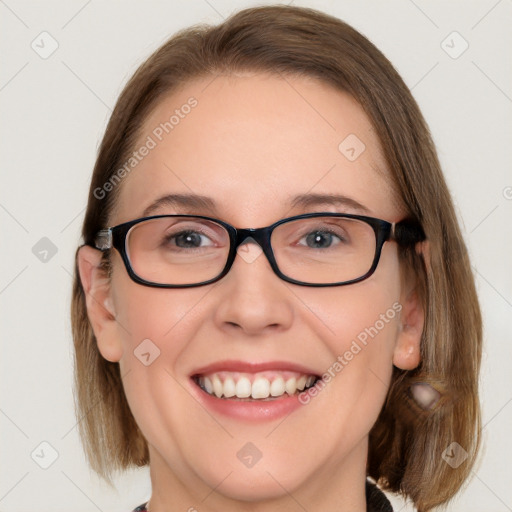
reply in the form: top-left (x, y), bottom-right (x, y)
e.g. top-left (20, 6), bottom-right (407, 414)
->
top-left (212, 240), bottom-right (294, 336)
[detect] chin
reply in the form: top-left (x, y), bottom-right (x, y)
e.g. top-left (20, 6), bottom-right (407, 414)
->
top-left (202, 465), bottom-right (305, 503)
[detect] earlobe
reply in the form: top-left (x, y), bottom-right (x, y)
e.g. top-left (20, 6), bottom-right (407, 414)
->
top-left (393, 288), bottom-right (423, 371)
top-left (77, 245), bottom-right (123, 362)
top-left (393, 241), bottom-right (428, 370)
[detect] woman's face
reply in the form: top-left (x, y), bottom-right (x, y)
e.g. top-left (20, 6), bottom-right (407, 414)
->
top-left (80, 73), bottom-right (422, 506)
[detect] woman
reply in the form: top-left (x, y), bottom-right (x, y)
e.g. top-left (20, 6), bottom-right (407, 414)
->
top-left (72, 5), bottom-right (482, 511)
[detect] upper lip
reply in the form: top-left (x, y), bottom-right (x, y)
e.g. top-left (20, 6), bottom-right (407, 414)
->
top-left (190, 359), bottom-right (320, 377)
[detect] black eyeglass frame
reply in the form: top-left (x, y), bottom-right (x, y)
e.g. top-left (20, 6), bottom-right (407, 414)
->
top-left (92, 212), bottom-right (426, 288)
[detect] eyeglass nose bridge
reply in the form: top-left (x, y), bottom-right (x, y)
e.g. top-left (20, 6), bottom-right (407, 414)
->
top-left (229, 226), bottom-right (278, 270)
top-left (233, 226), bottom-right (273, 252)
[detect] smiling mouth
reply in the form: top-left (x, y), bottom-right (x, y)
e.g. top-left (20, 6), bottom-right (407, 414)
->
top-left (192, 371), bottom-right (320, 401)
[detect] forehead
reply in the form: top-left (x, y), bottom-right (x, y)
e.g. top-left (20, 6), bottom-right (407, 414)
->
top-left (112, 73), bottom-right (402, 225)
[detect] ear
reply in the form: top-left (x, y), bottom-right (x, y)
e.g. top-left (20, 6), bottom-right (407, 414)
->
top-left (77, 245), bottom-right (123, 362)
top-left (393, 242), bottom-right (428, 370)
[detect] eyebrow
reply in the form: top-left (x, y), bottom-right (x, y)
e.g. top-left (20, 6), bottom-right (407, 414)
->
top-left (141, 192), bottom-right (371, 218)
top-left (142, 194), bottom-right (218, 217)
top-left (289, 193), bottom-right (371, 214)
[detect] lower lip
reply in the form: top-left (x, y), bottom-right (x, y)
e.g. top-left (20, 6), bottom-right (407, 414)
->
top-left (190, 379), bottom-right (305, 422)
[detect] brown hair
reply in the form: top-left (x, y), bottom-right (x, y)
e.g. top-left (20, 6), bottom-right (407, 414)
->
top-left (71, 5), bottom-right (482, 511)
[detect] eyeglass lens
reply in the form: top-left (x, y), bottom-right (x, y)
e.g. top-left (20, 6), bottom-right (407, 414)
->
top-left (125, 216), bottom-right (377, 286)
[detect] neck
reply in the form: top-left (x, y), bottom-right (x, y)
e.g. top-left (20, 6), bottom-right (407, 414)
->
top-left (145, 438), bottom-right (369, 512)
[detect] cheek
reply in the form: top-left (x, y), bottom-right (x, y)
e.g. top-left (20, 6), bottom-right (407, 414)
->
top-left (298, 244), bottom-right (401, 355)
top-left (109, 271), bottom-right (213, 451)
top-left (294, 247), bottom-right (402, 422)
top-left (301, 280), bottom-right (401, 382)
top-left (109, 261), bottom-right (213, 389)
top-left (111, 266), bottom-right (203, 347)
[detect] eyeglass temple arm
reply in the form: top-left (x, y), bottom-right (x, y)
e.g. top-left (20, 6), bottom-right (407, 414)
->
top-left (391, 219), bottom-right (426, 245)
top-left (94, 229), bottom-right (113, 250)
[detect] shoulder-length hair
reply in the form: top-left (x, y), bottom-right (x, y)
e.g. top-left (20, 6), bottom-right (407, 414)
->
top-left (71, 5), bottom-right (482, 511)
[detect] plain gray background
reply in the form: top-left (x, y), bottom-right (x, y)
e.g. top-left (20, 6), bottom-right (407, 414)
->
top-left (1, 1), bottom-right (511, 511)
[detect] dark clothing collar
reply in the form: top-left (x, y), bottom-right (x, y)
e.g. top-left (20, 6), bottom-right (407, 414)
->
top-left (366, 479), bottom-right (394, 511)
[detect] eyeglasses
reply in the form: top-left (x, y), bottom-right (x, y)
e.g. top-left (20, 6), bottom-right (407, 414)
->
top-left (92, 213), bottom-right (425, 288)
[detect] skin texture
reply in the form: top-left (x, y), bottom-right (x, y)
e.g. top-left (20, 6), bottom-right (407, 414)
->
top-left (78, 73), bottom-right (424, 512)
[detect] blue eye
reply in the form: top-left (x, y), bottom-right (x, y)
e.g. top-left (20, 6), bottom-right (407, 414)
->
top-left (302, 230), bottom-right (341, 248)
top-left (168, 230), bottom-right (213, 248)
top-left (297, 225), bottom-right (349, 249)
top-left (164, 229), bottom-right (214, 249)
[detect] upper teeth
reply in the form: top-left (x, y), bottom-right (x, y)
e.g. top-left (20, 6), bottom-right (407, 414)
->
top-left (197, 372), bottom-right (317, 399)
